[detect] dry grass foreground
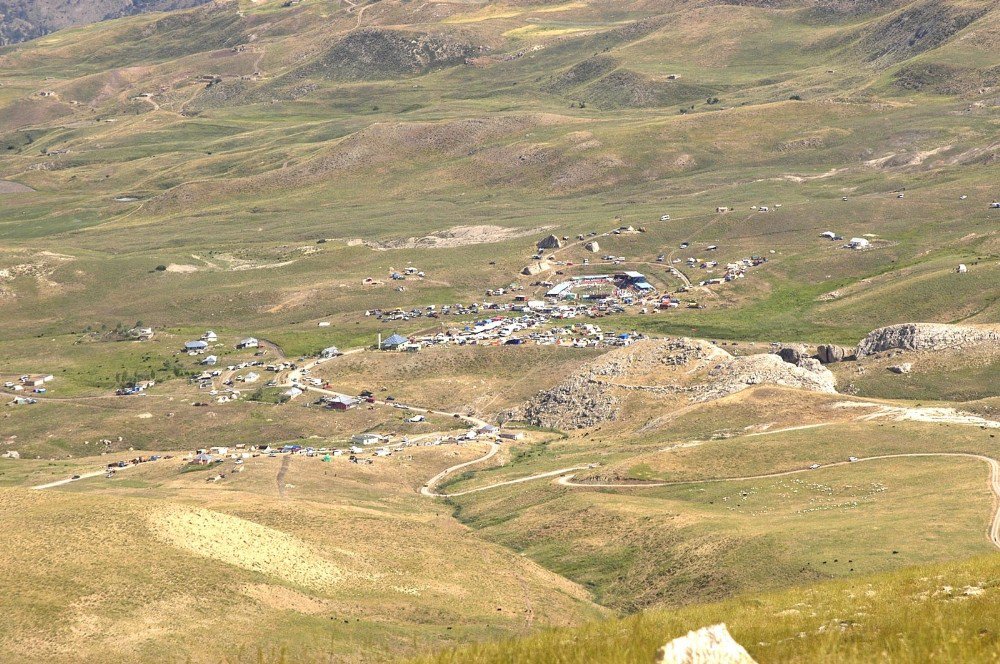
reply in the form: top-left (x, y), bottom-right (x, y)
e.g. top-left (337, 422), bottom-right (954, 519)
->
top-left (0, 448), bottom-right (603, 663)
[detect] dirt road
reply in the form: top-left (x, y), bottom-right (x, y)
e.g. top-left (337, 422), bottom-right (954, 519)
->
top-left (419, 450), bottom-right (1000, 549)
top-left (32, 462), bottom-right (140, 490)
top-left (32, 469), bottom-right (110, 490)
top-left (420, 441), bottom-right (502, 497)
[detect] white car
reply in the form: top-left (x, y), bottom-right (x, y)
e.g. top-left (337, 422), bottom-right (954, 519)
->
top-left (660, 214), bottom-right (670, 221)
top-left (809, 463), bottom-right (820, 470)
top-left (848, 456), bottom-right (859, 463)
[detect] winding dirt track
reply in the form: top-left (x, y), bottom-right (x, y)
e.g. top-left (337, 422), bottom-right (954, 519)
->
top-left (424, 452), bottom-right (1000, 550)
top-left (420, 442), bottom-right (502, 497)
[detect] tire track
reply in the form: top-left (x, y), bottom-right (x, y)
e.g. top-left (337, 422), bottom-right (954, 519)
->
top-left (276, 455), bottom-right (291, 498)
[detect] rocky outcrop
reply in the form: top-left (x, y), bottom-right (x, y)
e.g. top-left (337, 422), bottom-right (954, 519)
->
top-left (306, 28), bottom-right (487, 81)
top-left (817, 344), bottom-right (847, 364)
top-left (517, 338), bottom-right (721, 429)
top-left (656, 624), bottom-right (757, 664)
top-left (537, 234), bottom-right (563, 250)
top-left (889, 363), bottom-right (912, 374)
top-left (695, 353), bottom-right (836, 403)
top-left (856, 323), bottom-right (1000, 358)
top-left (517, 338), bottom-right (837, 428)
top-left (519, 373), bottom-right (619, 429)
top-left (585, 241), bottom-right (600, 252)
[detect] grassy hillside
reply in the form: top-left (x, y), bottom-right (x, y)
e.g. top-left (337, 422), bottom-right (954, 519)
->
top-left (414, 552), bottom-right (1000, 663)
top-left (0, 450), bottom-right (604, 663)
top-left (0, 0), bottom-right (995, 350)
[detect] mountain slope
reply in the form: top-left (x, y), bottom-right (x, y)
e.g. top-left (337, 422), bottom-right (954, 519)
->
top-left (0, 0), bottom-right (212, 45)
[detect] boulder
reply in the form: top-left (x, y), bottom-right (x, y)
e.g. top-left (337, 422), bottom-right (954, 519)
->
top-left (585, 241), bottom-right (600, 253)
top-left (537, 234), bottom-right (562, 250)
top-left (888, 363), bottom-right (912, 374)
top-left (521, 262), bottom-right (551, 276)
top-left (656, 624), bottom-right (757, 664)
top-left (817, 344), bottom-right (846, 364)
top-left (777, 346), bottom-right (805, 364)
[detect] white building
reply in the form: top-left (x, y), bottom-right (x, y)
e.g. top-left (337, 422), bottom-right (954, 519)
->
top-left (352, 433), bottom-right (383, 446)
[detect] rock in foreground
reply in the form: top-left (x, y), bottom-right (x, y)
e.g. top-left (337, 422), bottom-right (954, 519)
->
top-left (656, 624), bottom-right (757, 664)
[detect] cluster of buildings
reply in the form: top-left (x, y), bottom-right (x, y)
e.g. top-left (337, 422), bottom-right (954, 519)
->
top-left (115, 380), bottom-right (155, 396)
top-left (4, 374), bottom-right (54, 391)
top-left (380, 317), bottom-right (646, 351)
top-left (183, 332), bottom-right (259, 355)
top-left (186, 427), bottom-right (524, 468)
top-left (820, 231), bottom-right (873, 250)
top-left (544, 271), bottom-right (655, 303)
top-left (693, 255), bottom-right (768, 286)
top-left (4, 374), bottom-right (54, 404)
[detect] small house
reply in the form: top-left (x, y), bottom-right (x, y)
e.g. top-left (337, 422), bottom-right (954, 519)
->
top-left (201, 355), bottom-right (218, 366)
top-left (380, 334), bottom-right (408, 351)
top-left (185, 340), bottom-right (208, 352)
top-left (237, 337), bottom-right (259, 349)
top-left (352, 433), bottom-right (382, 445)
top-left (847, 237), bottom-right (870, 249)
top-left (325, 395), bottom-right (356, 411)
top-left (202, 331), bottom-right (218, 342)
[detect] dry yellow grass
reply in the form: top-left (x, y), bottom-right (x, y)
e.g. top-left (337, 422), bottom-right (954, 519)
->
top-left (0, 447), bottom-right (605, 663)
